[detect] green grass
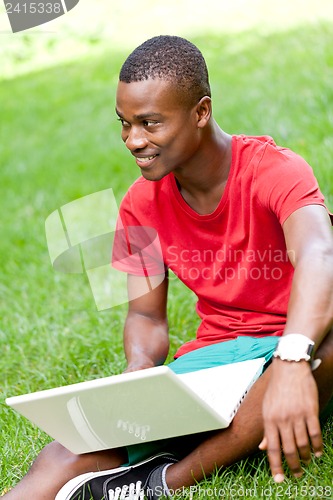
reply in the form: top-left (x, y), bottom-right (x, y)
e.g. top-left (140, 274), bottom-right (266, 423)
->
top-left (1, 24), bottom-right (333, 498)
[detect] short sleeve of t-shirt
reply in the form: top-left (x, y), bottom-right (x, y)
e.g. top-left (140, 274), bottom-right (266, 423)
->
top-left (112, 186), bottom-right (166, 276)
top-left (254, 142), bottom-right (325, 225)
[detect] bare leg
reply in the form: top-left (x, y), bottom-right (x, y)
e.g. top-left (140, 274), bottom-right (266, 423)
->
top-left (166, 329), bottom-right (333, 489)
top-left (3, 442), bottom-right (127, 500)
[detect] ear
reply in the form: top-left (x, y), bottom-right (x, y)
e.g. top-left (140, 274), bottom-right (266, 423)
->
top-left (196, 96), bottom-right (212, 128)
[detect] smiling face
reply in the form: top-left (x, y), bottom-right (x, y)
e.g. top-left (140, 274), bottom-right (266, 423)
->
top-left (115, 78), bottom-right (211, 181)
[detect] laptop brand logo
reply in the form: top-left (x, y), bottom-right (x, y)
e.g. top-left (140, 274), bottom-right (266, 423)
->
top-left (117, 419), bottom-right (150, 441)
top-left (4, 0), bottom-right (80, 33)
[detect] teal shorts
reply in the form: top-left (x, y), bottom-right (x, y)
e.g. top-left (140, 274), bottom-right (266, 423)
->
top-left (126, 335), bottom-right (333, 465)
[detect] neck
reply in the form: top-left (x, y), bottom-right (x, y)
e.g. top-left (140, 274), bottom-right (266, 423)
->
top-left (174, 121), bottom-right (232, 215)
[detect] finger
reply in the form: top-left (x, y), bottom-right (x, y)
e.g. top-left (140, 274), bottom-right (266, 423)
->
top-left (265, 425), bottom-right (285, 482)
top-left (307, 415), bottom-right (323, 457)
top-left (293, 419), bottom-right (311, 465)
top-left (258, 436), bottom-right (267, 450)
top-left (280, 425), bottom-right (303, 478)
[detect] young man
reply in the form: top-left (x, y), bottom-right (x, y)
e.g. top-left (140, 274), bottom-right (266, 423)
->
top-left (5, 35), bottom-right (333, 500)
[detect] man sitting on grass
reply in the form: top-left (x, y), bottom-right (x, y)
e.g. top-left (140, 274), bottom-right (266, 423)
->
top-left (5, 35), bottom-right (333, 500)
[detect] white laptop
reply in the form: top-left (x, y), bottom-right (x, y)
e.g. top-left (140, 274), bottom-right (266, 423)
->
top-left (6, 358), bottom-right (265, 454)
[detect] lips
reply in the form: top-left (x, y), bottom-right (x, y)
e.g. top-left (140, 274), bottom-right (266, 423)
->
top-left (135, 154), bottom-right (158, 168)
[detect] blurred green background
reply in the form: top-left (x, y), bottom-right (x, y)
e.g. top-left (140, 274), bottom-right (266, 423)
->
top-left (1, 0), bottom-right (333, 496)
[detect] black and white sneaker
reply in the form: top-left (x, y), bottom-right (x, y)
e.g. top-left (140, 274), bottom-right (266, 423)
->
top-left (55, 452), bottom-right (178, 500)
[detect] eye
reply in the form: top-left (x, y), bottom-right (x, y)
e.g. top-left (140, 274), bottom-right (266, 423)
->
top-left (143, 120), bottom-right (158, 127)
top-left (117, 118), bottom-right (130, 128)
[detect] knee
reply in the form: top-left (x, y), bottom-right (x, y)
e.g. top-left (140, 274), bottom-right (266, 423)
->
top-left (35, 441), bottom-right (84, 476)
top-left (35, 441), bottom-right (127, 478)
top-left (316, 327), bottom-right (333, 366)
top-left (313, 329), bottom-right (333, 406)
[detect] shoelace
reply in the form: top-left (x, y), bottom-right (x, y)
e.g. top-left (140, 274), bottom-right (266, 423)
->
top-left (108, 481), bottom-right (145, 500)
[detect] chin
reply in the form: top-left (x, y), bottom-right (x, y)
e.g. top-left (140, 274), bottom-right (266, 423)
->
top-left (141, 169), bottom-right (168, 182)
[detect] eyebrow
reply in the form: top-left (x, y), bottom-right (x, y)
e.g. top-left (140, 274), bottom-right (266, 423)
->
top-left (115, 109), bottom-right (162, 120)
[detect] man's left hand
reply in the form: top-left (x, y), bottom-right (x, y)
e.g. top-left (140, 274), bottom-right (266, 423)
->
top-left (259, 358), bottom-right (323, 482)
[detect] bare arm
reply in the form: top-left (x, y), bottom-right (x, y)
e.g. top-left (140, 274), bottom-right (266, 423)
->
top-left (261, 205), bottom-right (333, 480)
top-left (123, 273), bottom-right (169, 372)
top-left (283, 205), bottom-right (333, 342)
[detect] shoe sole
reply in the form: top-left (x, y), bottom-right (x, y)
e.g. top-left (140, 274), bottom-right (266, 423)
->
top-left (55, 465), bottom-right (130, 500)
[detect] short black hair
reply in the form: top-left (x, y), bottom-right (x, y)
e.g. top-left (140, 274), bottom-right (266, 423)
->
top-left (119, 35), bottom-right (211, 106)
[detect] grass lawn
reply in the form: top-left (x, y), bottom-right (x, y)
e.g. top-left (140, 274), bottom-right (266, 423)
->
top-left (1, 24), bottom-right (333, 498)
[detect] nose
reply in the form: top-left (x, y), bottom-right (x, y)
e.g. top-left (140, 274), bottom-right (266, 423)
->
top-left (123, 126), bottom-right (148, 152)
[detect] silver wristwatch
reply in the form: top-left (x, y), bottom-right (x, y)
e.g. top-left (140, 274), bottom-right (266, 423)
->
top-left (273, 334), bottom-right (315, 362)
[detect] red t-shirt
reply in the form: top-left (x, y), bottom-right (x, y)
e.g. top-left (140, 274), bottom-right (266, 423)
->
top-left (113, 135), bottom-right (328, 357)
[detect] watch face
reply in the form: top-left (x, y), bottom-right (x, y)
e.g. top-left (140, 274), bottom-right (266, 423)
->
top-left (276, 335), bottom-right (314, 361)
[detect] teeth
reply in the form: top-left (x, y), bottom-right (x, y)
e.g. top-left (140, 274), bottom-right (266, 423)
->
top-left (139, 155), bottom-right (156, 162)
